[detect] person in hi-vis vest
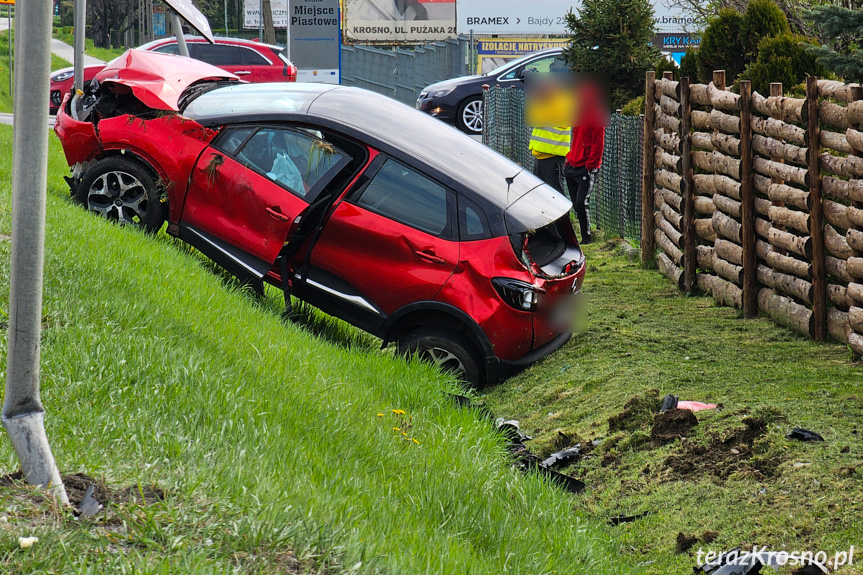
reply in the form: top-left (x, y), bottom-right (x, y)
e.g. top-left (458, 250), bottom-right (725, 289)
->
top-left (529, 126), bottom-right (571, 194)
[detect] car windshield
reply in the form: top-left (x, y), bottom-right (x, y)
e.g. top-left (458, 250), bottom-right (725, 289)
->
top-left (182, 83), bottom-right (321, 117)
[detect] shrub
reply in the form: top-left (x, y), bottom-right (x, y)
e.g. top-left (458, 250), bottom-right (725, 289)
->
top-left (621, 95), bottom-right (645, 116)
top-left (680, 47), bottom-right (699, 81)
top-left (740, 0), bottom-right (791, 62)
top-left (741, 33), bottom-right (821, 95)
top-left (698, 8), bottom-right (746, 84)
top-left (655, 56), bottom-right (680, 81)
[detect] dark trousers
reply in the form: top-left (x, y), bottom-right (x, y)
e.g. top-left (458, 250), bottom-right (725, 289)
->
top-left (534, 156), bottom-right (566, 193)
top-left (565, 165), bottom-right (592, 243)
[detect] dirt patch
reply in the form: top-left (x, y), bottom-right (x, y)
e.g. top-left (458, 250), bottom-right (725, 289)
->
top-left (663, 417), bottom-right (773, 480)
top-left (608, 390), bottom-right (661, 433)
top-left (0, 471), bottom-right (165, 508)
top-left (676, 530), bottom-right (719, 554)
top-left (651, 409), bottom-right (699, 444)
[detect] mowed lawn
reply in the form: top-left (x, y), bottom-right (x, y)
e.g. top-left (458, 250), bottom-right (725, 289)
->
top-left (482, 237), bottom-right (863, 574)
top-left (0, 126), bottom-right (626, 573)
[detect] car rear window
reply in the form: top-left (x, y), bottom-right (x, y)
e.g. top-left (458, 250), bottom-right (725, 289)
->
top-left (194, 44), bottom-right (244, 66)
top-left (241, 48), bottom-right (270, 66)
top-left (355, 159), bottom-right (453, 238)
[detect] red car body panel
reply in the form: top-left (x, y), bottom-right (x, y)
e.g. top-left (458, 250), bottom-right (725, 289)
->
top-left (307, 201), bottom-right (460, 313)
top-left (52, 96), bottom-right (102, 166)
top-left (182, 151), bottom-right (305, 264)
top-left (94, 50), bottom-right (238, 111)
top-left (436, 236), bottom-right (534, 361)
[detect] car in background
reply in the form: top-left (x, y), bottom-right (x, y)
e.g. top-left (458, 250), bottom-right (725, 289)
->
top-left (53, 50), bottom-right (585, 387)
top-left (49, 36), bottom-right (297, 114)
top-left (416, 48), bottom-right (566, 135)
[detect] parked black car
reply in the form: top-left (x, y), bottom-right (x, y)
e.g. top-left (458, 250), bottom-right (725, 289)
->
top-left (416, 48), bottom-right (566, 135)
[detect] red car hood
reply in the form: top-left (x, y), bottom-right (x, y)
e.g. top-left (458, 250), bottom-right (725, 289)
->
top-left (94, 49), bottom-right (239, 111)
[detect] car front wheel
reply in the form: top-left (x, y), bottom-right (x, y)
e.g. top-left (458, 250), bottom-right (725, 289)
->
top-left (457, 96), bottom-right (483, 135)
top-left (77, 156), bottom-right (165, 233)
top-left (398, 327), bottom-right (483, 387)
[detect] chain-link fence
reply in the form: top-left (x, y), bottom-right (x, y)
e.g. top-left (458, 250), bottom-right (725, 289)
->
top-left (482, 86), bottom-right (644, 243)
top-left (340, 38), bottom-right (469, 106)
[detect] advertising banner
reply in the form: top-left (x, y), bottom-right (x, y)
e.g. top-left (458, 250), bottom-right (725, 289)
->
top-left (456, 0), bottom-right (695, 36)
top-left (476, 37), bottom-right (570, 74)
top-left (343, 0), bottom-right (455, 44)
top-left (243, 0), bottom-right (289, 29)
top-left (163, 0), bottom-right (214, 42)
top-left (290, 0), bottom-right (341, 83)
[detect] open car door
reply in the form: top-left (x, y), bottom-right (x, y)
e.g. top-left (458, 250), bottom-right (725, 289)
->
top-left (179, 125), bottom-right (351, 292)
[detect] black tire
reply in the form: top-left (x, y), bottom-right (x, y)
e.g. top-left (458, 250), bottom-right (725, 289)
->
top-left (398, 327), bottom-right (483, 387)
top-left (77, 156), bottom-right (165, 233)
top-left (456, 96), bottom-right (483, 135)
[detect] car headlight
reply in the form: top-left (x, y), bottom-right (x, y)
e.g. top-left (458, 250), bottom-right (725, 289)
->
top-left (52, 70), bottom-right (75, 82)
top-left (427, 86), bottom-right (455, 99)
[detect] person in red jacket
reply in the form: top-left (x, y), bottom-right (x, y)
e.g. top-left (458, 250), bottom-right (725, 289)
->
top-left (564, 125), bottom-right (604, 244)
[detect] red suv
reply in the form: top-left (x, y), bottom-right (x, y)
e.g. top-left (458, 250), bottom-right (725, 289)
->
top-left (54, 50), bottom-right (585, 386)
top-left (49, 36), bottom-right (297, 114)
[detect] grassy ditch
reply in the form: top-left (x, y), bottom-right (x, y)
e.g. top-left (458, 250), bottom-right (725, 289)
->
top-left (0, 127), bottom-right (626, 573)
top-left (482, 235), bottom-right (863, 574)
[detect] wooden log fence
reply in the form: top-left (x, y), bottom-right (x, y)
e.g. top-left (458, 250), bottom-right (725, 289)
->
top-left (642, 71), bottom-right (863, 355)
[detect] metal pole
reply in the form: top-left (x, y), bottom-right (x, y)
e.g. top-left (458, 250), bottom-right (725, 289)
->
top-left (224, 0), bottom-right (229, 34)
top-left (8, 5), bottom-right (12, 95)
top-left (170, 9), bottom-right (188, 57)
top-left (469, 29), bottom-right (474, 75)
top-left (258, 0), bottom-right (263, 41)
top-left (73, 0), bottom-right (86, 93)
top-left (4, 0), bottom-right (69, 505)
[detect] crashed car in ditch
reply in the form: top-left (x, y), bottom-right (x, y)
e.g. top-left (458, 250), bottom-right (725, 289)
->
top-left (54, 49), bottom-right (586, 386)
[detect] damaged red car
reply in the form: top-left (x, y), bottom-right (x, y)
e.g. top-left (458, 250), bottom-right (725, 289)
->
top-left (54, 49), bottom-right (586, 386)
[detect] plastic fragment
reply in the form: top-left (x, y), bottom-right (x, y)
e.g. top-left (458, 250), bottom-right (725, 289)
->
top-left (18, 536), bottom-right (38, 549)
top-left (787, 428), bottom-right (824, 442)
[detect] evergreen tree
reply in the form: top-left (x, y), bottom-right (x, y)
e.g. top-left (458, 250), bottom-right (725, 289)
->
top-left (564, 0), bottom-right (661, 110)
top-left (679, 47), bottom-right (700, 81)
top-left (740, 0), bottom-right (790, 62)
top-left (697, 8), bottom-right (746, 83)
top-left (805, 5), bottom-right (863, 82)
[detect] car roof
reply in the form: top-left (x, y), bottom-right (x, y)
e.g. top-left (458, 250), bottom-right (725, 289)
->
top-left (182, 82), bottom-right (554, 211)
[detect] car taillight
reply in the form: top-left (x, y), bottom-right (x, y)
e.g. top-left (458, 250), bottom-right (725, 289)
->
top-left (492, 278), bottom-right (545, 312)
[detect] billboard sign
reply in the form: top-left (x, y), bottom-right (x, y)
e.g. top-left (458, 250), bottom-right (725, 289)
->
top-left (476, 37), bottom-right (570, 74)
top-left (244, 0), bottom-right (289, 29)
top-left (456, 0), bottom-right (695, 36)
top-left (343, 0), bottom-right (455, 44)
top-left (290, 0), bottom-right (341, 83)
top-left (653, 32), bottom-right (700, 51)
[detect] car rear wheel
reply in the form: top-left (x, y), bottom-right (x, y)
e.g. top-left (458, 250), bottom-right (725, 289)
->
top-left (398, 327), bottom-right (483, 387)
top-left (457, 96), bottom-right (483, 135)
top-left (77, 157), bottom-right (165, 233)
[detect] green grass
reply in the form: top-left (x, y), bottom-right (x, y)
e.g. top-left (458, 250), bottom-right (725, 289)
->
top-left (0, 126), bottom-right (627, 573)
top-left (52, 28), bottom-right (127, 62)
top-left (0, 30), bottom-right (71, 114)
top-left (481, 234), bottom-right (863, 574)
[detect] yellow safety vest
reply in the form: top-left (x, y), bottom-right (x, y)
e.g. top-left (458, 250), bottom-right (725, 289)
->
top-left (529, 127), bottom-right (571, 157)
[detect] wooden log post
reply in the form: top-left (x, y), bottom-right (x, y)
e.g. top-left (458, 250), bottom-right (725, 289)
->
top-left (848, 84), bottom-right (863, 355)
top-left (807, 76), bottom-right (827, 341)
top-left (642, 71), bottom-right (657, 264)
top-left (681, 77), bottom-right (697, 294)
top-left (739, 80), bottom-right (757, 318)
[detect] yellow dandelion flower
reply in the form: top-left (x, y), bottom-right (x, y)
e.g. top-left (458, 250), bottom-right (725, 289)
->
top-left (411, 438), bottom-right (420, 445)
top-left (393, 427), bottom-right (400, 432)
top-left (402, 432), bottom-right (407, 436)
top-left (377, 413), bottom-right (384, 417)
top-left (392, 409), bottom-right (406, 415)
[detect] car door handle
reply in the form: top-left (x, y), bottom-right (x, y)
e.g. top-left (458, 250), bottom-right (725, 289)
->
top-left (266, 207), bottom-right (291, 222)
top-left (234, 71), bottom-right (251, 75)
top-left (415, 250), bottom-right (446, 265)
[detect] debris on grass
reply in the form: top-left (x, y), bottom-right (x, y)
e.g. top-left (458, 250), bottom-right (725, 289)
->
top-left (786, 428), bottom-right (825, 442)
top-left (541, 445), bottom-right (582, 469)
top-left (608, 512), bottom-right (649, 525)
top-left (18, 536), bottom-right (38, 549)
